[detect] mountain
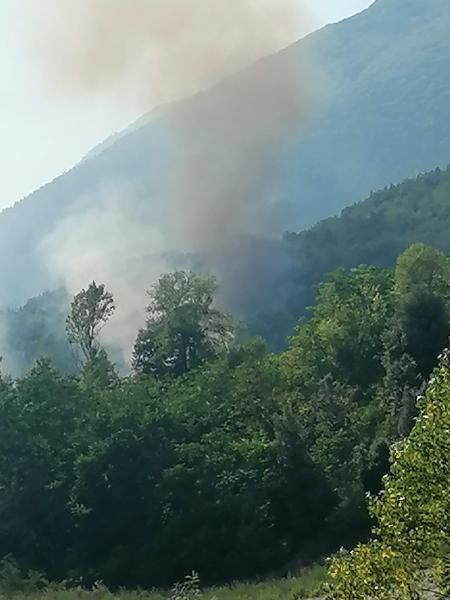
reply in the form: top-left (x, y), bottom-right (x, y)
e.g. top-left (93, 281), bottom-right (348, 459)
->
top-left (287, 165), bottom-right (450, 301)
top-left (250, 165), bottom-right (450, 346)
top-left (285, 0), bottom-right (450, 220)
top-left (1, 0), bottom-right (450, 306)
top-left (6, 164), bottom-right (450, 372)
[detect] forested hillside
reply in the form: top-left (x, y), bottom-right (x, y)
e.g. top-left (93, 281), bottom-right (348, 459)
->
top-left (0, 241), bottom-right (449, 591)
top-left (3, 1), bottom-right (450, 598)
top-left (3, 165), bottom-right (450, 373)
top-left (1, 0), bottom-right (450, 307)
top-left (287, 166), bottom-right (450, 273)
top-left (242, 166), bottom-right (450, 346)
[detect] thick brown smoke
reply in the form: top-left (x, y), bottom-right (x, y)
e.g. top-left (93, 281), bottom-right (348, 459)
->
top-left (28, 0), bottom-right (310, 106)
top-left (168, 52), bottom-right (312, 251)
top-left (28, 0), bottom-right (315, 359)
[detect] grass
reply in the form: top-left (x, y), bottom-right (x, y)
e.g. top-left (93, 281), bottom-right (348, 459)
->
top-left (0, 566), bottom-right (327, 600)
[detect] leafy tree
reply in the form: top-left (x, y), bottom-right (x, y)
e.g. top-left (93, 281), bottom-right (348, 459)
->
top-left (1, 244), bottom-right (450, 590)
top-left (394, 244), bottom-right (450, 377)
top-left (0, 360), bottom-right (82, 579)
top-left (329, 352), bottom-right (450, 599)
top-left (144, 350), bottom-right (333, 585)
top-left (394, 242), bottom-right (450, 301)
top-left (280, 254), bottom-right (447, 548)
top-left (398, 287), bottom-right (450, 377)
top-left (66, 282), bottom-right (115, 363)
top-left (68, 378), bottom-right (176, 587)
top-left (66, 345), bottom-right (333, 588)
top-left (133, 271), bottom-right (234, 377)
top-left (282, 266), bottom-right (394, 390)
top-left (379, 320), bottom-right (422, 440)
top-left (79, 348), bottom-right (119, 391)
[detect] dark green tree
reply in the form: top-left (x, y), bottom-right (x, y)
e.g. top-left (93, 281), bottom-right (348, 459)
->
top-left (380, 320), bottom-right (423, 440)
top-left (394, 242), bottom-right (450, 301)
top-left (394, 244), bottom-right (450, 377)
top-left (0, 360), bottom-right (82, 580)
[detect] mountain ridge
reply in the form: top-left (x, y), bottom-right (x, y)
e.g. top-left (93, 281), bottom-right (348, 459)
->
top-left (1, 0), bottom-right (450, 306)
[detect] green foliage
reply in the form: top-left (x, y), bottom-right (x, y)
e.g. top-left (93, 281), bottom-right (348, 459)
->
top-left (279, 267), bottom-right (395, 534)
top-left (379, 321), bottom-right (422, 440)
top-left (0, 360), bottom-right (83, 579)
top-left (265, 166), bottom-right (450, 348)
top-left (133, 272), bottom-right (234, 377)
top-left (0, 556), bottom-right (48, 594)
top-left (394, 244), bottom-right (450, 377)
top-left (283, 266), bottom-right (394, 388)
top-left (0, 566), bottom-right (328, 600)
top-left (280, 247), bottom-right (450, 547)
top-left (66, 347), bottom-right (333, 587)
top-left (169, 572), bottom-right (200, 600)
top-left (329, 352), bottom-right (450, 599)
top-left (394, 242), bottom-right (450, 300)
top-left (0, 289), bottom-right (76, 376)
top-left (0, 288), bottom-right (333, 588)
top-left (66, 282), bottom-right (115, 364)
top-left (0, 245), bottom-right (449, 590)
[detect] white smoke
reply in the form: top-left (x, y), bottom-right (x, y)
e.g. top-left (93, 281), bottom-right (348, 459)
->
top-left (29, 0), bottom-right (316, 362)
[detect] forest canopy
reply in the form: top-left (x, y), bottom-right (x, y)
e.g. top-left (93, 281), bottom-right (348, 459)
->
top-left (0, 242), bottom-right (449, 590)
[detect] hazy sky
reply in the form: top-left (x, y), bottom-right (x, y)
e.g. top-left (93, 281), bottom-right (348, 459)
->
top-left (0, 0), bottom-right (373, 211)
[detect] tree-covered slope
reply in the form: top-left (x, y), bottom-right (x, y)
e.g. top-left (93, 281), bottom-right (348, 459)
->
top-left (286, 166), bottom-right (450, 282)
top-left (1, 242), bottom-right (450, 589)
top-left (252, 165), bottom-right (450, 346)
top-left (4, 164), bottom-right (450, 370)
top-left (1, 0), bottom-right (450, 306)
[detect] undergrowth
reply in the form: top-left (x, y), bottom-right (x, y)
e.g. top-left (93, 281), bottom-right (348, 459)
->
top-left (0, 560), bottom-right (327, 600)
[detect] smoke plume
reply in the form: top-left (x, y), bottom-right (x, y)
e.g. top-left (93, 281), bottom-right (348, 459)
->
top-left (28, 0), bottom-right (310, 106)
top-left (28, 0), bottom-right (315, 360)
top-left (168, 53), bottom-right (311, 251)
top-left (39, 184), bottom-right (170, 365)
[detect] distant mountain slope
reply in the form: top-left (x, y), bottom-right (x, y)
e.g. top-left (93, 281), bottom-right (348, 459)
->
top-left (285, 0), bottom-right (450, 221)
top-left (5, 165), bottom-right (450, 373)
top-left (287, 165), bottom-right (450, 279)
top-left (1, 0), bottom-right (450, 306)
top-left (262, 164), bottom-right (450, 345)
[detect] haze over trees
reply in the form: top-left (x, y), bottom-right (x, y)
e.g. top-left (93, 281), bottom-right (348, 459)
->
top-left (66, 281), bottom-right (115, 364)
top-left (0, 241), bottom-right (449, 592)
top-left (4, 164), bottom-right (450, 375)
top-left (0, 2), bottom-right (450, 594)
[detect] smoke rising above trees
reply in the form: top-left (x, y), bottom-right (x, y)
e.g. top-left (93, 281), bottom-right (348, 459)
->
top-left (22, 0), bottom-right (315, 359)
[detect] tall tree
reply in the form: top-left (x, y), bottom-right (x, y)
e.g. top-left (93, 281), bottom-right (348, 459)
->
top-left (379, 320), bottom-right (423, 440)
top-left (0, 360), bottom-right (81, 580)
top-left (66, 282), bottom-right (115, 363)
top-left (394, 244), bottom-right (450, 377)
top-left (133, 271), bottom-right (234, 377)
top-left (394, 242), bottom-right (450, 301)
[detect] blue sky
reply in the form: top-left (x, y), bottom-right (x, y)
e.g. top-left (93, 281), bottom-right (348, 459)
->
top-left (0, 0), bottom-right (373, 210)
